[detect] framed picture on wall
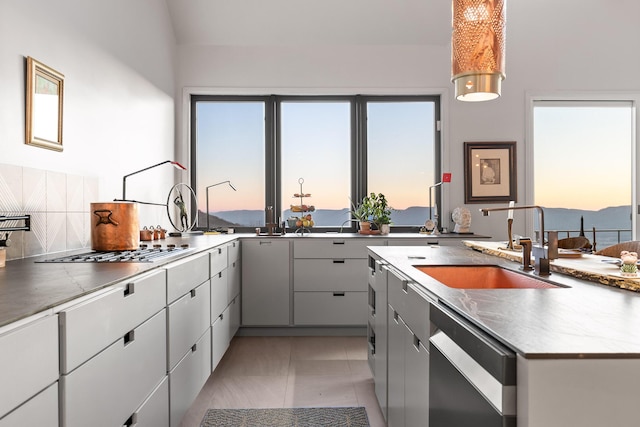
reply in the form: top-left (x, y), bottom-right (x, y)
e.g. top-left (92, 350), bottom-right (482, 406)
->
top-left (464, 141), bottom-right (517, 203)
top-left (25, 56), bottom-right (64, 151)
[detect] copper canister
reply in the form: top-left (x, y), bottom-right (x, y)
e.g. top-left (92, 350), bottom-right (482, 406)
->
top-left (90, 202), bottom-right (140, 251)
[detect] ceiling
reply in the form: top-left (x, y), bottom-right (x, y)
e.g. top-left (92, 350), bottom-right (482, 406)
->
top-left (165, 0), bottom-right (452, 46)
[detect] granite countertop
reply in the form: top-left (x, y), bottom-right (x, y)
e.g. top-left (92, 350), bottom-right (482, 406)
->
top-left (369, 244), bottom-right (640, 359)
top-left (463, 240), bottom-right (640, 292)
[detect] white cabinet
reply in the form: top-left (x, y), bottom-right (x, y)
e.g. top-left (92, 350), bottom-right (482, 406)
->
top-left (210, 241), bottom-right (241, 373)
top-left (169, 330), bottom-right (211, 427)
top-left (0, 313), bottom-right (58, 421)
top-left (165, 252), bottom-right (209, 304)
top-left (167, 280), bottom-right (211, 369)
top-left (165, 252), bottom-right (215, 427)
top-left (228, 240), bottom-right (241, 302)
top-left (59, 269), bottom-right (166, 374)
top-left (293, 238), bottom-right (383, 326)
top-left (60, 310), bottom-right (167, 427)
top-left (128, 377), bottom-right (169, 427)
top-left (0, 382), bottom-right (58, 427)
top-left (242, 239), bottom-right (290, 326)
top-left (211, 304), bottom-right (231, 369)
top-left (294, 291), bottom-right (367, 325)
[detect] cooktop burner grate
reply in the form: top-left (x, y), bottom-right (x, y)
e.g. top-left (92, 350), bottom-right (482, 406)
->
top-left (37, 245), bottom-right (193, 263)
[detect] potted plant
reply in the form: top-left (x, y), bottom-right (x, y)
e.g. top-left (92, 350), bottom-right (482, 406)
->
top-left (350, 193), bottom-right (392, 234)
top-left (350, 196), bottom-right (374, 232)
top-left (369, 193), bottom-right (392, 235)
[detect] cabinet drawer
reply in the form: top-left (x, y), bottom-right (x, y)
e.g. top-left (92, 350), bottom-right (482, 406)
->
top-left (129, 376), bottom-right (169, 427)
top-left (168, 281), bottom-right (211, 369)
top-left (211, 304), bottom-right (231, 371)
top-left (209, 244), bottom-right (228, 276)
top-left (387, 268), bottom-right (409, 314)
top-left (404, 283), bottom-right (433, 344)
top-left (60, 269), bottom-right (166, 374)
top-left (229, 295), bottom-right (240, 339)
top-left (228, 240), bottom-right (240, 264)
top-left (61, 310), bottom-right (167, 427)
top-left (166, 252), bottom-right (209, 304)
top-left (169, 330), bottom-right (212, 427)
top-left (294, 258), bottom-right (367, 291)
top-left (294, 239), bottom-right (384, 259)
top-left (294, 291), bottom-right (367, 325)
top-left (228, 258), bottom-right (241, 303)
top-left (0, 381), bottom-right (57, 427)
top-left (210, 268), bottom-right (228, 321)
top-left (0, 314), bottom-right (58, 418)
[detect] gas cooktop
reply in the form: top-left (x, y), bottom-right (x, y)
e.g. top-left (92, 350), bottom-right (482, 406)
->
top-left (37, 244), bottom-right (193, 263)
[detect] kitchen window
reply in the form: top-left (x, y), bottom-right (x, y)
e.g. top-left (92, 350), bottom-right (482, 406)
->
top-left (532, 100), bottom-right (634, 247)
top-left (191, 95), bottom-right (440, 232)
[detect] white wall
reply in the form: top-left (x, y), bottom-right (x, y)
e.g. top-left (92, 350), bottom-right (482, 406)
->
top-left (175, 0), bottom-right (640, 239)
top-left (0, 0), bottom-right (179, 227)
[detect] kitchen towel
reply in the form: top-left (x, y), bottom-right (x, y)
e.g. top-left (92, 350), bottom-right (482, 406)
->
top-left (200, 406), bottom-right (369, 427)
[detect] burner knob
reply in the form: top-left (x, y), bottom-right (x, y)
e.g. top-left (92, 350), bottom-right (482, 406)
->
top-left (167, 244), bottom-right (176, 249)
top-left (181, 244), bottom-right (190, 248)
top-left (139, 244), bottom-right (148, 249)
top-left (153, 244), bottom-right (162, 249)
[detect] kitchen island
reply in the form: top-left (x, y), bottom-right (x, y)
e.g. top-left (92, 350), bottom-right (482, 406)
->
top-left (368, 244), bottom-right (640, 427)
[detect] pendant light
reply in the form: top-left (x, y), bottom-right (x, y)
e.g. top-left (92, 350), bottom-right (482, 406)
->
top-left (452, 0), bottom-right (506, 101)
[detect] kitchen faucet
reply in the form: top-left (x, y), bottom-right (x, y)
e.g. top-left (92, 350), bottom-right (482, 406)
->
top-left (480, 205), bottom-right (558, 276)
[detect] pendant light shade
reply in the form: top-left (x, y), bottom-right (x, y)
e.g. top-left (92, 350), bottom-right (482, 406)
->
top-left (452, 0), bottom-right (506, 101)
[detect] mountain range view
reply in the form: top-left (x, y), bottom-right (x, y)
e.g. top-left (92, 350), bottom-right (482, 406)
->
top-left (199, 205), bottom-right (632, 248)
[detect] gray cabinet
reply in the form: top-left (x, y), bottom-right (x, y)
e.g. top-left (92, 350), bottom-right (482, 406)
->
top-left (60, 310), bottom-right (167, 427)
top-left (58, 269), bottom-right (168, 427)
top-left (384, 263), bottom-right (434, 427)
top-left (0, 382), bottom-right (58, 427)
top-left (368, 254), bottom-right (389, 419)
top-left (0, 314), bottom-right (58, 424)
top-left (165, 252), bottom-right (214, 427)
top-left (242, 239), bottom-right (291, 326)
top-left (293, 239), bottom-right (383, 326)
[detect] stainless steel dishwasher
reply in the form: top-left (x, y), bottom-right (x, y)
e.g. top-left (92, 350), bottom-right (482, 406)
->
top-left (429, 302), bottom-right (517, 427)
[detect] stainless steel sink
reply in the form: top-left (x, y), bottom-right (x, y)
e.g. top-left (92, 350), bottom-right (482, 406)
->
top-left (413, 265), bottom-right (565, 289)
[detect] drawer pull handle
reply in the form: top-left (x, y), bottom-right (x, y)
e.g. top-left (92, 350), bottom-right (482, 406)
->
top-left (219, 313), bottom-right (224, 320)
top-left (191, 288), bottom-right (197, 298)
top-left (218, 271), bottom-right (223, 278)
top-left (259, 241), bottom-right (272, 245)
top-left (123, 330), bottom-right (135, 346)
top-left (402, 280), bottom-right (408, 293)
top-left (333, 292), bottom-right (346, 297)
top-left (333, 259), bottom-right (345, 264)
top-left (124, 413), bottom-right (137, 426)
top-left (332, 240), bottom-right (345, 245)
top-left (191, 343), bottom-right (197, 352)
top-left (393, 310), bottom-right (399, 323)
top-left (123, 282), bottom-right (135, 297)
top-left (218, 247), bottom-right (222, 254)
top-left (413, 334), bottom-right (420, 350)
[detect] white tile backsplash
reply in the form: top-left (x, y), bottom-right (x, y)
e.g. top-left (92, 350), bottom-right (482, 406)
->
top-left (46, 171), bottom-right (66, 212)
top-left (0, 163), bottom-right (96, 260)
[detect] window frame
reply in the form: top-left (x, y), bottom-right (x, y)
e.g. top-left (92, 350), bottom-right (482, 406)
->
top-left (190, 94), bottom-right (441, 233)
top-left (526, 94), bottom-right (640, 242)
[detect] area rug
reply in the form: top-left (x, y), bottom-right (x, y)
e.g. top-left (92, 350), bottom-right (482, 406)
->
top-left (200, 407), bottom-right (370, 427)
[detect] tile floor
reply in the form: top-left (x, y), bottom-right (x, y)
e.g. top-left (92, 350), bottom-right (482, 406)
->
top-left (179, 336), bottom-right (386, 427)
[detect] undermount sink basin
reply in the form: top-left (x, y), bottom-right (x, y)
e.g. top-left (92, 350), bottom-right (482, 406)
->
top-left (414, 265), bottom-right (564, 289)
